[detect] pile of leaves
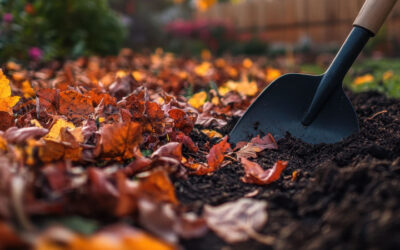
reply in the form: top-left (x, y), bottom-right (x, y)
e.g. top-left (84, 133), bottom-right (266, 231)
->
top-left (0, 49), bottom-right (289, 249)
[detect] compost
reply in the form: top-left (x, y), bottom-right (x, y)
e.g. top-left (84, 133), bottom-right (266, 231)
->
top-left (178, 91), bottom-right (400, 250)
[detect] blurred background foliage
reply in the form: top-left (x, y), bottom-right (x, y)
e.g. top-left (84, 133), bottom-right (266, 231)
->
top-left (0, 0), bottom-right (398, 65)
top-left (0, 0), bottom-right (126, 62)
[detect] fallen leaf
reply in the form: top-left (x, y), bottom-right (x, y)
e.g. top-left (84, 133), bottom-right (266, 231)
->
top-left (353, 74), bottom-right (374, 85)
top-left (201, 129), bottom-right (223, 139)
top-left (240, 158), bottom-right (288, 185)
top-left (45, 118), bottom-right (75, 141)
top-left (0, 69), bottom-right (20, 114)
top-left (204, 198), bottom-right (268, 243)
top-left (21, 80), bottom-right (35, 99)
top-left (59, 90), bottom-right (94, 121)
top-left (266, 67), bottom-right (282, 82)
top-left (0, 111), bottom-right (15, 131)
top-left (152, 142), bottom-right (182, 161)
top-left (5, 127), bottom-right (49, 144)
top-left (138, 169), bottom-right (178, 205)
top-left (235, 134), bottom-right (278, 159)
top-left (36, 224), bottom-right (175, 250)
top-left (188, 91), bottom-right (207, 109)
top-left (100, 122), bottom-right (142, 160)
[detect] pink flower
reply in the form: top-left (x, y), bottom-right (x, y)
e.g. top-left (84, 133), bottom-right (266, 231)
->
top-left (2, 13), bottom-right (13, 23)
top-left (28, 47), bottom-right (43, 61)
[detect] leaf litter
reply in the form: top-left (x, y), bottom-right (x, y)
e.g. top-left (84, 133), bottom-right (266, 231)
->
top-left (0, 51), bottom-right (288, 249)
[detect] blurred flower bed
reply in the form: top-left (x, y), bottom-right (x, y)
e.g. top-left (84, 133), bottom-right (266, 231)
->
top-left (0, 0), bottom-right (126, 63)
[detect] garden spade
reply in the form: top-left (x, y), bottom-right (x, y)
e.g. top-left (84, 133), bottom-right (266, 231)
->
top-left (229, 0), bottom-right (398, 144)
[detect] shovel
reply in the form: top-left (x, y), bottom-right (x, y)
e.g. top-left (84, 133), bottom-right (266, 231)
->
top-left (229, 0), bottom-right (398, 144)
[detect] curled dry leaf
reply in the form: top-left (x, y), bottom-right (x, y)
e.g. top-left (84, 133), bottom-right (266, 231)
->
top-left (240, 157), bottom-right (288, 185)
top-left (205, 136), bottom-right (231, 173)
top-left (204, 198), bottom-right (268, 243)
top-left (5, 127), bottom-right (49, 144)
top-left (235, 134), bottom-right (278, 159)
top-left (152, 142), bottom-right (182, 161)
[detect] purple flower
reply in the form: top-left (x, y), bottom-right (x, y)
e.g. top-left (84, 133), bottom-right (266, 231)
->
top-left (2, 13), bottom-right (13, 23)
top-left (28, 47), bottom-right (43, 61)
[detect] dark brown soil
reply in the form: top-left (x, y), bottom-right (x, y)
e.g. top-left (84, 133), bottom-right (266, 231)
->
top-left (175, 91), bottom-right (400, 250)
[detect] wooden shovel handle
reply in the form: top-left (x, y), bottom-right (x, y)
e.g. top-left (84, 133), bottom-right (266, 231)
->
top-left (353, 0), bottom-right (398, 34)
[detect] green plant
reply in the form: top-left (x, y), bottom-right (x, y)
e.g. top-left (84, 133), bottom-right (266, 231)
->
top-left (0, 0), bottom-right (126, 62)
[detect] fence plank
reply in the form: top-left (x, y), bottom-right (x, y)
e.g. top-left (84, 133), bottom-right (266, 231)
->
top-left (195, 0), bottom-right (400, 44)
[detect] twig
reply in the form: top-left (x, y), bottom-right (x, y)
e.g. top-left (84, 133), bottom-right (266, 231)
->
top-left (367, 110), bottom-right (387, 120)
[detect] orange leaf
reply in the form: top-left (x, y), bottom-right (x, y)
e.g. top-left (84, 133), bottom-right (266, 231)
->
top-left (194, 136), bottom-right (231, 175)
top-left (59, 90), bottom-right (94, 121)
top-left (100, 122), bottom-right (142, 160)
top-left (138, 169), bottom-right (178, 205)
top-left (240, 158), bottom-right (288, 185)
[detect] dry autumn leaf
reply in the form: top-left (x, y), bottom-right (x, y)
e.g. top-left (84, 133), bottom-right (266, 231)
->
top-left (204, 198), bottom-right (268, 243)
top-left (100, 122), bottom-right (142, 160)
top-left (235, 134), bottom-right (278, 159)
top-left (0, 69), bottom-right (20, 114)
top-left (240, 158), bottom-right (288, 185)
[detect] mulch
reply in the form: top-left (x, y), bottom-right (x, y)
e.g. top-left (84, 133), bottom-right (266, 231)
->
top-left (177, 91), bottom-right (400, 250)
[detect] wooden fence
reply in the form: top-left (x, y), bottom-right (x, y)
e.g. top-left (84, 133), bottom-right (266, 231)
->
top-left (196, 0), bottom-right (400, 44)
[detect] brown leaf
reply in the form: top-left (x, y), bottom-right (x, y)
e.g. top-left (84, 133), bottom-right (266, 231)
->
top-left (204, 198), bottom-right (268, 243)
top-left (0, 112), bottom-right (15, 131)
top-left (138, 169), bottom-right (178, 205)
top-left (100, 122), bottom-right (142, 160)
top-left (59, 90), bottom-right (94, 121)
top-left (240, 158), bottom-right (288, 185)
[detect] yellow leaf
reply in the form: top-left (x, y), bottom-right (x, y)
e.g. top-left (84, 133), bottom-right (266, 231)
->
top-left (188, 91), bottom-right (207, 109)
top-left (0, 69), bottom-right (20, 114)
top-left (116, 70), bottom-right (127, 78)
top-left (221, 79), bottom-right (258, 96)
top-left (266, 67), bottom-right (282, 82)
top-left (0, 69), bottom-right (12, 99)
top-left (353, 74), bottom-right (374, 85)
top-left (242, 58), bottom-right (253, 69)
top-left (45, 118), bottom-right (75, 141)
top-left (211, 96), bottom-right (220, 105)
top-left (201, 129), bottom-right (223, 139)
top-left (30, 119), bottom-right (43, 128)
top-left (383, 70), bottom-right (394, 81)
top-left (194, 62), bottom-right (212, 77)
top-left (22, 80), bottom-right (35, 98)
top-left (132, 71), bottom-right (143, 81)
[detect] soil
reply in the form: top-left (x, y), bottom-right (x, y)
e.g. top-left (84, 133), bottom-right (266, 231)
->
top-left (175, 91), bottom-right (400, 250)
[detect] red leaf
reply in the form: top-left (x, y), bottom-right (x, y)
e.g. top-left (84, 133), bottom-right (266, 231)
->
top-left (240, 157), bottom-right (288, 185)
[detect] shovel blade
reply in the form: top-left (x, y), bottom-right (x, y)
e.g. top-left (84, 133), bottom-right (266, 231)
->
top-left (229, 74), bottom-right (359, 144)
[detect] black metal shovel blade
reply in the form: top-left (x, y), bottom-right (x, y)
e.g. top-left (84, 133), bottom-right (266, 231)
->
top-left (229, 73), bottom-right (359, 144)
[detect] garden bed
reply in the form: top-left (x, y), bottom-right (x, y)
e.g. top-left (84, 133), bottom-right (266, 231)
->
top-left (0, 52), bottom-right (399, 250)
top-left (179, 91), bottom-right (400, 250)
